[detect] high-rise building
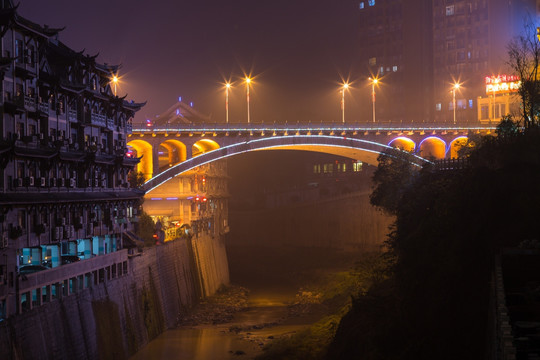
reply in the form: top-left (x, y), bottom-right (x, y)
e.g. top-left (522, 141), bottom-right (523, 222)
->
top-left (355, 0), bottom-right (537, 124)
top-left (0, 1), bottom-right (144, 318)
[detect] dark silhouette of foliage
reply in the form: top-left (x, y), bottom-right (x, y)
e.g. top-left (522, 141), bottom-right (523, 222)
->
top-left (370, 148), bottom-right (419, 216)
top-left (136, 211), bottom-right (156, 247)
top-left (329, 124), bottom-right (540, 359)
top-left (507, 18), bottom-right (540, 128)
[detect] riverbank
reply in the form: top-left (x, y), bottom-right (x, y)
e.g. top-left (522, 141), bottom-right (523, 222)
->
top-left (131, 247), bottom-right (382, 359)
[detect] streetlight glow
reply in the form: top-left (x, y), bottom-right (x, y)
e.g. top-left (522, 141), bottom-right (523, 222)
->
top-left (225, 83), bottom-right (231, 124)
top-left (369, 77), bottom-right (379, 123)
top-left (245, 77), bottom-right (252, 123)
top-left (341, 83), bottom-right (349, 124)
top-left (111, 75), bottom-right (119, 96)
top-left (452, 82), bottom-right (461, 124)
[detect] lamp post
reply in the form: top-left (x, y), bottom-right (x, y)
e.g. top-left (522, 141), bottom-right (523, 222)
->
top-left (245, 77), bottom-right (251, 124)
top-left (369, 77), bottom-right (378, 123)
top-left (225, 83), bottom-right (231, 124)
top-left (341, 83), bottom-right (349, 124)
top-left (112, 75), bottom-right (118, 96)
top-left (452, 83), bottom-right (460, 124)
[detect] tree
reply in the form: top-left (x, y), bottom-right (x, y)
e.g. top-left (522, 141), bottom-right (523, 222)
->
top-left (370, 148), bottom-right (418, 216)
top-left (128, 170), bottom-right (146, 189)
top-left (136, 211), bottom-right (156, 247)
top-left (507, 18), bottom-right (540, 128)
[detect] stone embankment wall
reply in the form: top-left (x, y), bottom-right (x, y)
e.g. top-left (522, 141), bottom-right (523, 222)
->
top-left (229, 190), bottom-right (393, 249)
top-left (0, 234), bottom-right (229, 360)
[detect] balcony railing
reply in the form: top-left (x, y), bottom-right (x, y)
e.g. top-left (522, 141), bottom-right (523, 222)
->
top-left (38, 102), bottom-right (49, 115)
top-left (24, 95), bottom-right (36, 110)
top-left (68, 109), bottom-right (78, 122)
top-left (107, 118), bottom-right (115, 131)
top-left (84, 112), bottom-right (107, 127)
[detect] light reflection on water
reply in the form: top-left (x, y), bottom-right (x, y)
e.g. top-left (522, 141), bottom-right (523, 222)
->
top-left (129, 327), bottom-right (260, 360)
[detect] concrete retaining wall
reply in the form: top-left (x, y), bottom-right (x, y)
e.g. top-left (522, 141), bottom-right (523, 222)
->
top-left (228, 190), bottom-right (393, 249)
top-left (0, 234), bottom-right (229, 360)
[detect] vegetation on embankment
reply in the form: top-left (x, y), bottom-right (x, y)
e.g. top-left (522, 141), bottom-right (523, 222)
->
top-left (255, 252), bottom-right (392, 360)
top-left (327, 119), bottom-right (540, 359)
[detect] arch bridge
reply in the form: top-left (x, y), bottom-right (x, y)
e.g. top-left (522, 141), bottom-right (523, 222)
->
top-left (128, 123), bottom-right (496, 192)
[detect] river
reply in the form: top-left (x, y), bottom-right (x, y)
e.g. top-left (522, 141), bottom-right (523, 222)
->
top-left (130, 245), bottom-right (364, 360)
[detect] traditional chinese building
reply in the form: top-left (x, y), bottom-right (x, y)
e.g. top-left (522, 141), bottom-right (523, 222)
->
top-left (0, 1), bottom-right (144, 318)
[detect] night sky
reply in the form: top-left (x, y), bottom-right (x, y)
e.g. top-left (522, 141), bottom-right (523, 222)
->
top-left (18, 0), bottom-right (362, 125)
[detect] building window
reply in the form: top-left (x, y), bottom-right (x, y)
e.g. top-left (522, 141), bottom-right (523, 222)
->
top-left (353, 161), bottom-right (362, 172)
top-left (369, 57), bottom-right (376, 66)
top-left (392, 65), bottom-right (398, 72)
top-left (15, 39), bottom-right (23, 63)
top-left (468, 99), bottom-right (473, 109)
top-left (436, 103), bottom-right (442, 111)
top-left (359, 2), bottom-right (364, 9)
top-left (481, 106), bottom-right (489, 120)
top-left (446, 5), bottom-right (454, 16)
top-left (368, 0), bottom-right (375, 6)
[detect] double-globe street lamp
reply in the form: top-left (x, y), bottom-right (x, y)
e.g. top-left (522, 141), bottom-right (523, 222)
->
top-left (223, 77), bottom-right (253, 124)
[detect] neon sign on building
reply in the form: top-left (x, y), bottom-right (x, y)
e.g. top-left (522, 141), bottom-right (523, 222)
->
top-left (485, 75), bottom-right (521, 94)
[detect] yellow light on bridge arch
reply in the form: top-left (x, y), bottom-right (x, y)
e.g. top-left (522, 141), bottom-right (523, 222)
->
top-left (388, 137), bottom-right (416, 153)
top-left (418, 136), bottom-right (446, 160)
top-left (127, 139), bottom-right (153, 180)
top-left (449, 136), bottom-right (469, 159)
top-left (192, 139), bottom-right (220, 157)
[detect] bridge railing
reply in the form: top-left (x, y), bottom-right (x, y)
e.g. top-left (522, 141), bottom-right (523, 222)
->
top-left (433, 157), bottom-right (470, 171)
top-left (132, 121), bottom-right (497, 133)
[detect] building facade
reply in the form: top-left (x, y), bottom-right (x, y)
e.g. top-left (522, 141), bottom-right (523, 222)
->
top-left (0, 2), bottom-right (144, 318)
top-left (355, 0), bottom-right (537, 124)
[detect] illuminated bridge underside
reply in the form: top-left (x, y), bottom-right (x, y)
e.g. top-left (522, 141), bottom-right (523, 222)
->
top-left (143, 135), bottom-right (429, 192)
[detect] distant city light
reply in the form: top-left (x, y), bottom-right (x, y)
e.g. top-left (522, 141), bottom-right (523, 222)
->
top-left (178, 96), bottom-right (182, 102)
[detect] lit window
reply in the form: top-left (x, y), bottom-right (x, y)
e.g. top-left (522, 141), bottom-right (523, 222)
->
top-left (436, 103), bottom-right (442, 111)
top-left (359, 2), bottom-right (364, 9)
top-left (468, 99), bottom-right (473, 108)
top-left (446, 5), bottom-right (454, 16)
top-left (393, 65), bottom-right (398, 72)
top-left (368, 0), bottom-right (375, 6)
top-left (380, 66), bottom-right (384, 75)
top-left (353, 161), bottom-right (363, 172)
top-left (369, 57), bottom-right (376, 66)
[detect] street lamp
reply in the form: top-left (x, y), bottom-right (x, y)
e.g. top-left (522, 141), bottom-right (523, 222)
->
top-left (225, 83), bottom-right (231, 124)
top-left (369, 77), bottom-right (378, 123)
top-left (111, 75), bottom-right (119, 96)
top-left (245, 77), bottom-right (252, 124)
top-left (452, 83), bottom-right (460, 124)
top-left (341, 83), bottom-right (349, 124)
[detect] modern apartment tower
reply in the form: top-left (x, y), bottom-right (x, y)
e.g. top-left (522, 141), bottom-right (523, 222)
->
top-left (356, 0), bottom-right (537, 123)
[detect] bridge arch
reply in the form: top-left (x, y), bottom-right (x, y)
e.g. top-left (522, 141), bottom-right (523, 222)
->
top-left (418, 136), bottom-right (446, 160)
top-left (388, 137), bottom-right (416, 153)
top-left (127, 139), bottom-right (153, 180)
top-left (448, 136), bottom-right (469, 158)
top-left (193, 139), bottom-right (220, 157)
top-left (143, 135), bottom-right (430, 192)
top-left (158, 139), bottom-right (187, 170)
